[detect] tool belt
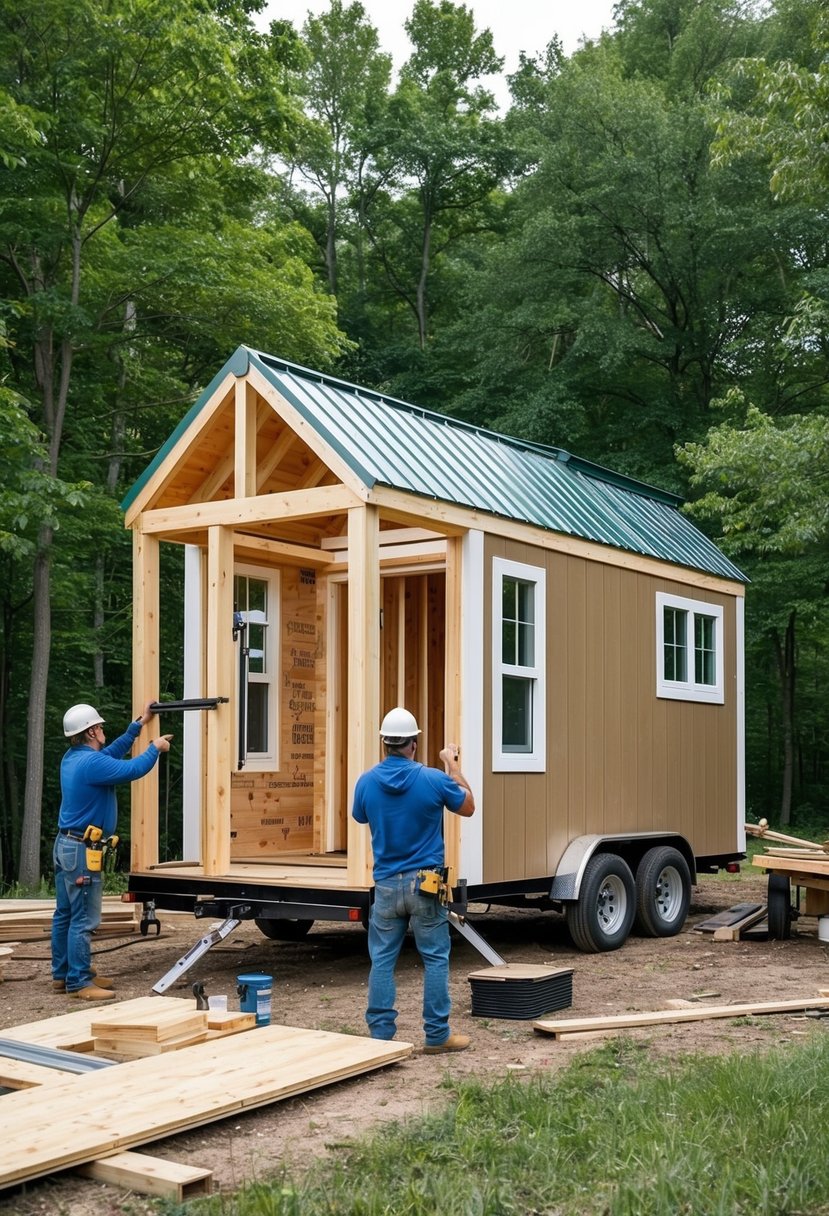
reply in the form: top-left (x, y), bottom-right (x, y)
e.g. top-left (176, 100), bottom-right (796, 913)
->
top-left (416, 868), bottom-right (450, 904)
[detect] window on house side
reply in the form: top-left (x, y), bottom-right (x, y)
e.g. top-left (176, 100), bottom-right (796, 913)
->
top-left (493, 558), bottom-right (546, 771)
top-left (234, 566), bottom-right (280, 766)
top-left (656, 592), bottom-right (724, 704)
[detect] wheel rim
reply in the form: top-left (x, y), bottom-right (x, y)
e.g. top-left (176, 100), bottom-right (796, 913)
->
top-left (597, 874), bottom-right (627, 934)
top-left (653, 865), bottom-right (683, 923)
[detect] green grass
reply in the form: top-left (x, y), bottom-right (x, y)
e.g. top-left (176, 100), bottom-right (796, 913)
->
top-left (175, 1035), bottom-right (829, 1216)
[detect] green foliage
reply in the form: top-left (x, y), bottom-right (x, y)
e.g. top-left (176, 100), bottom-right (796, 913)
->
top-left (187, 1035), bottom-right (829, 1215)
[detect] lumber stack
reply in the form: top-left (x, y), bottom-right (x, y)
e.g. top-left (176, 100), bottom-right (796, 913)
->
top-left (0, 896), bottom-right (139, 941)
top-left (89, 1005), bottom-right (256, 1059)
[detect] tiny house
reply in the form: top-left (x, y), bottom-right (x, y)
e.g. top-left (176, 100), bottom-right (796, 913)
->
top-left (123, 346), bottom-right (746, 952)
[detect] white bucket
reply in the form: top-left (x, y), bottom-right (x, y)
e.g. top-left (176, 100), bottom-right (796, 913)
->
top-left (818, 917), bottom-right (829, 943)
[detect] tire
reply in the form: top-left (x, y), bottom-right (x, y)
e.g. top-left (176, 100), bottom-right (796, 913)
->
top-left (566, 853), bottom-right (636, 953)
top-left (634, 846), bottom-right (692, 937)
top-left (767, 874), bottom-right (794, 940)
top-left (254, 917), bottom-right (314, 941)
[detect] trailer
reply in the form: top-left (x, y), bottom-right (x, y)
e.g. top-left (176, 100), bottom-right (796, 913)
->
top-left (122, 346), bottom-right (747, 954)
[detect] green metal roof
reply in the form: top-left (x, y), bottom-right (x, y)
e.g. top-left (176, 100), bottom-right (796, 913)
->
top-left (123, 346), bottom-right (746, 584)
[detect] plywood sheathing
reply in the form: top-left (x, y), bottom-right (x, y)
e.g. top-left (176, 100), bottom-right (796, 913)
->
top-left (0, 997), bottom-right (411, 1190)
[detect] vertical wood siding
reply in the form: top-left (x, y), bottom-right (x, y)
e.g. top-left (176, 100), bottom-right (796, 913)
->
top-left (483, 536), bottom-right (739, 883)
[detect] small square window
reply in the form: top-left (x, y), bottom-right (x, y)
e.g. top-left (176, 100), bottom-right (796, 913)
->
top-left (656, 593), bottom-right (724, 704)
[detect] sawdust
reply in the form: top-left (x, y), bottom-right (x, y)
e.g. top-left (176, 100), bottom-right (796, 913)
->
top-left (2, 871), bottom-right (828, 1214)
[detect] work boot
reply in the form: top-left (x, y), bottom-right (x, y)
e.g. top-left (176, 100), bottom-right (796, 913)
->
top-left (423, 1034), bottom-right (470, 1054)
top-left (67, 984), bottom-right (116, 1001)
top-left (53, 974), bottom-right (114, 993)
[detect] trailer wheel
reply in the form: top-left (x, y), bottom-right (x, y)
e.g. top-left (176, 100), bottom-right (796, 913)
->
top-left (634, 846), bottom-right (692, 937)
top-left (254, 918), bottom-right (314, 941)
top-left (566, 853), bottom-right (636, 953)
top-left (767, 874), bottom-right (794, 940)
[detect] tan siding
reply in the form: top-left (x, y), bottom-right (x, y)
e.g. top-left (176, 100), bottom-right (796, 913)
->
top-left (481, 538), bottom-right (740, 883)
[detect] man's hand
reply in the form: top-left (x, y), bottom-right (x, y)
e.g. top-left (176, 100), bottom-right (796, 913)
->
top-left (154, 734), bottom-right (174, 753)
top-left (137, 701), bottom-right (158, 727)
top-left (439, 744), bottom-right (460, 767)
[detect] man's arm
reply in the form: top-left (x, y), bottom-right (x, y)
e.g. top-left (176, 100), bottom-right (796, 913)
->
top-left (439, 744), bottom-right (475, 817)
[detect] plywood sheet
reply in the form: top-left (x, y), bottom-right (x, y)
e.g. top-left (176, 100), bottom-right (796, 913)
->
top-left (0, 999), bottom-right (411, 1189)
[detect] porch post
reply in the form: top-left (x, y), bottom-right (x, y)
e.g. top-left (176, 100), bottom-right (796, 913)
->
top-left (131, 528), bottom-right (160, 871)
top-left (203, 524), bottom-right (234, 875)
top-left (443, 535), bottom-right (463, 880)
top-left (346, 503), bottom-right (380, 885)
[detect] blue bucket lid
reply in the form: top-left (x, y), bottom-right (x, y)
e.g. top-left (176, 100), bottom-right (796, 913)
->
top-left (236, 973), bottom-right (272, 983)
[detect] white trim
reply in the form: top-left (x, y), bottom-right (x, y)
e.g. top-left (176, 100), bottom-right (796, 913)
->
top-left (736, 597), bottom-right (746, 849)
top-left (460, 531), bottom-right (485, 884)
top-left (655, 592), bottom-right (724, 704)
top-left (491, 556), bottom-right (547, 772)
top-left (183, 544), bottom-right (203, 859)
top-left (234, 562), bottom-right (281, 770)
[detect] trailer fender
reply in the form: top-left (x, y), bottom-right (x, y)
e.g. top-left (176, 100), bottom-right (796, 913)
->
top-left (550, 832), bottom-right (696, 902)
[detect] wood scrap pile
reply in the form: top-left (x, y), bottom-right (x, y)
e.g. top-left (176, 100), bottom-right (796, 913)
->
top-left (88, 1003), bottom-right (256, 1059)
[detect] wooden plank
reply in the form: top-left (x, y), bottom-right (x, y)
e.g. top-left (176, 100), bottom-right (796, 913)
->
top-left (75, 1150), bottom-right (212, 1200)
top-left (346, 504), bottom-right (380, 887)
top-left (140, 485), bottom-right (361, 535)
top-left (745, 822), bottom-right (827, 850)
top-left (713, 905), bottom-right (768, 941)
top-left (90, 1008), bottom-right (208, 1043)
top-left (205, 524), bottom-right (234, 876)
top-left (0, 1059), bottom-right (78, 1089)
top-left (0, 1021), bottom-right (411, 1188)
top-left (131, 528), bottom-right (161, 872)
top-left (694, 903), bottom-right (763, 933)
top-left (752, 854), bottom-right (829, 880)
top-left (534, 996), bottom-right (829, 1039)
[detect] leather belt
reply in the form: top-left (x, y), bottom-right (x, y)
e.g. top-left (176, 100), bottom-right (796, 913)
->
top-left (58, 829), bottom-right (86, 841)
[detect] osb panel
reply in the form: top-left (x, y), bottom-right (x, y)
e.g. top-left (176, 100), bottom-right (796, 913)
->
top-left (482, 536), bottom-right (740, 884)
top-left (230, 565), bottom-right (320, 857)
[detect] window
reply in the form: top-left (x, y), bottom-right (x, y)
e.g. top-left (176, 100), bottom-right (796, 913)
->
top-left (492, 558), bottom-right (546, 771)
top-left (234, 565), bottom-right (280, 766)
top-left (656, 592), bottom-right (724, 704)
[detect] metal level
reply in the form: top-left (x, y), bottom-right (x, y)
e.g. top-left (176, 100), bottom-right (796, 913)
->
top-left (152, 915), bottom-right (243, 994)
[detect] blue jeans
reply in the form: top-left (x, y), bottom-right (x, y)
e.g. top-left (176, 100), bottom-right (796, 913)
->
top-left (51, 834), bottom-right (103, 992)
top-left (366, 871), bottom-right (452, 1047)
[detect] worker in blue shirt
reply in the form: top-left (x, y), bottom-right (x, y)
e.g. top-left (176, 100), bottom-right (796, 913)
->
top-left (51, 701), bottom-right (172, 1001)
top-left (352, 707), bottom-right (475, 1053)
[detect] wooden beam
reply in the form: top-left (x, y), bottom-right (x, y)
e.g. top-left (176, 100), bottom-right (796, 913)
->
top-left (235, 378), bottom-right (258, 500)
top-left (534, 996), bottom-right (829, 1039)
top-left (204, 526), bottom-right (234, 875)
top-left (140, 484), bottom-right (362, 535)
top-left (76, 1152), bottom-right (212, 1201)
top-left (712, 905), bottom-right (768, 941)
top-left (367, 486), bottom-right (745, 597)
top-left (256, 421), bottom-right (298, 491)
top-left (131, 530), bottom-right (161, 872)
top-left (231, 533), bottom-right (332, 568)
top-left (752, 854), bottom-right (829, 882)
top-left (346, 505), bottom-right (380, 885)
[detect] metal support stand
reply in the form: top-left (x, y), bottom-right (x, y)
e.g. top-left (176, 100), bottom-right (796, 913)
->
top-left (152, 914), bottom-right (246, 994)
top-left (447, 910), bottom-right (505, 967)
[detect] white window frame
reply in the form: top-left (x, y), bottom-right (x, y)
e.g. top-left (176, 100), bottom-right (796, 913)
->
top-left (234, 563), bottom-right (280, 770)
top-left (656, 592), bottom-right (724, 704)
top-left (492, 557), bottom-right (546, 772)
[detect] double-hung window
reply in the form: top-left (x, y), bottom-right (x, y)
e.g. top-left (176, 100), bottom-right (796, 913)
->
top-left (234, 565), bottom-right (280, 767)
top-left (492, 558), bottom-right (546, 771)
top-left (656, 592), bottom-right (724, 704)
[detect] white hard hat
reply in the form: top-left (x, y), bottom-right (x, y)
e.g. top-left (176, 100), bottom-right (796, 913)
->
top-left (379, 707), bottom-right (421, 741)
top-left (63, 703), bottom-right (105, 737)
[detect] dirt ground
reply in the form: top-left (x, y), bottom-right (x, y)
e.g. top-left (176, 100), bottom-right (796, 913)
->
top-left (2, 869), bottom-right (828, 1215)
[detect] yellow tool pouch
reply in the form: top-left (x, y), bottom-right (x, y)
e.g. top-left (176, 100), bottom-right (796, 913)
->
top-left (416, 869), bottom-right (442, 896)
top-left (85, 846), bottom-right (103, 872)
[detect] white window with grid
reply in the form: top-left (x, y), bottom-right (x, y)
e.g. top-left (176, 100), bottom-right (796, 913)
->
top-left (656, 592), bottom-right (724, 704)
top-left (234, 565), bottom-right (280, 768)
top-left (492, 557), bottom-right (546, 771)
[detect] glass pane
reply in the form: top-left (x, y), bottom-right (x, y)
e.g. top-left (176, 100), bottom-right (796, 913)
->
top-left (694, 614), bottom-right (716, 685)
top-left (248, 578), bottom-right (266, 616)
top-left (248, 623), bottom-right (265, 674)
top-left (234, 574), bottom-right (246, 607)
top-left (517, 580), bottom-right (534, 625)
top-left (502, 578), bottom-right (517, 620)
top-left (502, 675), bottom-right (532, 753)
top-left (663, 607), bottom-right (687, 682)
top-left (247, 683), bottom-right (268, 753)
top-left (502, 619), bottom-right (516, 664)
top-left (517, 621), bottom-right (535, 666)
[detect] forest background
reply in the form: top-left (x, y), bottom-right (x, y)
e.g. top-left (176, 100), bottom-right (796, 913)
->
top-left (0, 0), bottom-right (827, 887)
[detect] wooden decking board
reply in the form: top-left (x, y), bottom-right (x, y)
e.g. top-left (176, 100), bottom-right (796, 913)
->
top-left (0, 1000), bottom-right (411, 1189)
top-left (533, 996), bottom-right (829, 1039)
top-left (75, 1151), bottom-right (212, 1200)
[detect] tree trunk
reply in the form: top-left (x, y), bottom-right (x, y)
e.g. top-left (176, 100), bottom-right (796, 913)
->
top-left (772, 612), bottom-right (796, 826)
top-left (18, 532), bottom-right (53, 888)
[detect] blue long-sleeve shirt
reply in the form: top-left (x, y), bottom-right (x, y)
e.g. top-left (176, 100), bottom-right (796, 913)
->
top-left (58, 721), bottom-right (160, 836)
